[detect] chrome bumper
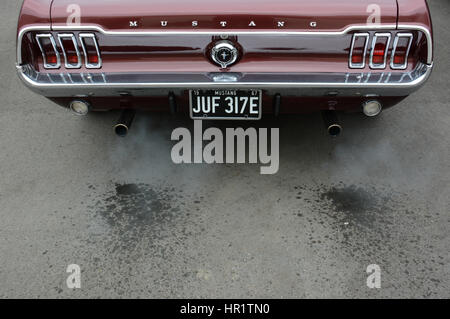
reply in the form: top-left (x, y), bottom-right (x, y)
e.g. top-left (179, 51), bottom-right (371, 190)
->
top-left (17, 62), bottom-right (432, 97)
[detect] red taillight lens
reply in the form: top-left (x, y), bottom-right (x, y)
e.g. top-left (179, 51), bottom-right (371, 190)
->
top-left (46, 54), bottom-right (58, 65)
top-left (349, 33), bottom-right (369, 68)
top-left (391, 34), bottom-right (413, 69)
top-left (393, 55), bottom-right (405, 65)
top-left (351, 55), bottom-right (363, 64)
top-left (79, 34), bottom-right (102, 68)
top-left (36, 34), bottom-right (60, 69)
top-left (370, 34), bottom-right (391, 69)
top-left (58, 34), bottom-right (81, 68)
top-left (372, 43), bottom-right (386, 64)
top-left (88, 54), bottom-right (99, 65)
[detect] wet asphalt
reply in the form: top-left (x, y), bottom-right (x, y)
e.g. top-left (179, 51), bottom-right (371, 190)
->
top-left (0, 0), bottom-right (448, 298)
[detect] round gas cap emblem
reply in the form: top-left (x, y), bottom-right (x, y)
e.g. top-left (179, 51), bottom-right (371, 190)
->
top-left (211, 41), bottom-right (239, 69)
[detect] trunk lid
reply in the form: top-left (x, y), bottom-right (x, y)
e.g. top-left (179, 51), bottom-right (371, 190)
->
top-left (51, 0), bottom-right (398, 31)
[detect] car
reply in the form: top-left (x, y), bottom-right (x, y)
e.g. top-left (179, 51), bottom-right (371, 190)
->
top-left (16, 0), bottom-right (433, 136)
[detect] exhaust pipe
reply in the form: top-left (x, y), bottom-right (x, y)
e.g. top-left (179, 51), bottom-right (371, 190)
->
top-left (114, 109), bottom-right (136, 137)
top-left (322, 110), bottom-right (342, 137)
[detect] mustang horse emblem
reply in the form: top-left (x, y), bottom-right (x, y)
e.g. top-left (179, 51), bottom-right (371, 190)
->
top-left (211, 41), bottom-right (239, 69)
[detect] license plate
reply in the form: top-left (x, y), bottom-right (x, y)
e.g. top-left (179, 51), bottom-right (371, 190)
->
top-left (190, 89), bottom-right (262, 120)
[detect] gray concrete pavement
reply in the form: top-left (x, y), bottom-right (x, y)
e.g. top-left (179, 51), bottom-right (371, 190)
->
top-left (0, 0), bottom-right (448, 298)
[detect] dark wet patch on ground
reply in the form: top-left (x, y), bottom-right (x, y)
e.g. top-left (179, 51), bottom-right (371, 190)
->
top-left (100, 183), bottom-right (178, 232)
top-left (84, 183), bottom-right (204, 263)
top-left (293, 182), bottom-right (447, 297)
top-left (115, 183), bottom-right (141, 196)
top-left (85, 183), bottom-right (202, 250)
top-left (319, 185), bottom-right (381, 227)
top-left (295, 183), bottom-right (399, 233)
top-left (76, 182), bottom-right (208, 296)
top-left (321, 185), bottom-right (375, 213)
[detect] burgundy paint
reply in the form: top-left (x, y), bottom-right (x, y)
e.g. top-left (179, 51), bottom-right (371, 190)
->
top-left (16, 0), bottom-right (433, 114)
top-left (50, 0), bottom-right (398, 31)
top-left (17, 0), bottom-right (52, 34)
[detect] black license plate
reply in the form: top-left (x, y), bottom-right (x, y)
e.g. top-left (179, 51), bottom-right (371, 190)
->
top-left (190, 89), bottom-right (262, 120)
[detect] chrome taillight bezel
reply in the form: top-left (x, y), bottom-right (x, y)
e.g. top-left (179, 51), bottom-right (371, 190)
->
top-left (349, 33), bottom-right (370, 69)
top-left (390, 33), bottom-right (413, 70)
top-left (369, 33), bottom-right (392, 70)
top-left (35, 34), bottom-right (61, 69)
top-left (79, 33), bottom-right (102, 69)
top-left (57, 34), bottom-right (82, 69)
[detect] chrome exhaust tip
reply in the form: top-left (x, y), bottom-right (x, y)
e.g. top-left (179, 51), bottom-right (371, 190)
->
top-left (114, 123), bottom-right (129, 137)
top-left (327, 123), bottom-right (342, 137)
top-left (322, 110), bottom-right (342, 137)
top-left (114, 109), bottom-right (136, 137)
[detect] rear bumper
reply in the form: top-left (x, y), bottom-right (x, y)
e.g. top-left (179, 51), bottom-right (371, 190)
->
top-left (17, 62), bottom-right (433, 98)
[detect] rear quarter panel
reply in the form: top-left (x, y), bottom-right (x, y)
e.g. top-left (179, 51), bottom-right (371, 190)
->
top-left (17, 0), bottom-right (52, 32)
top-left (397, 0), bottom-right (433, 33)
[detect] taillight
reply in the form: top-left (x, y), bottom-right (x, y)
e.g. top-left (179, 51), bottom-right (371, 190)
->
top-left (391, 33), bottom-right (413, 70)
top-left (349, 33), bottom-right (369, 69)
top-left (57, 34), bottom-right (81, 69)
top-left (35, 34), bottom-right (60, 69)
top-left (369, 33), bottom-right (391, 69)
top-left (79, 34), bottom-right (102, 69)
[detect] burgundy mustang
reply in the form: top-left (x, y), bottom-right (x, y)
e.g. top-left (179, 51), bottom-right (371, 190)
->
top-left (16, 0), bottom-right (433, 136)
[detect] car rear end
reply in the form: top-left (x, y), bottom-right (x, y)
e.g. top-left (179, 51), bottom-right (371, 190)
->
top-left (16, 0), bottom-right (433, 122)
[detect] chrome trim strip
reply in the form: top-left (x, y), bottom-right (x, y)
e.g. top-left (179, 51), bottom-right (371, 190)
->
top-left (16, 63), bottom-right (433, 90)
top-left (349, 33), bottom-right (369, 69)
top-left (390, 33), bottom-right (413, 70)
top-left (79, 33), bottom-right (102, 69)
top-left (16, 24), bottom-right (433, 66)
top-left (35, 34), bottom-right (61, 69)
top-left (369, 33), bottom-right (392, 70)
top-left (57, 33), bottom-right (82, 69)
top-left (51, 24), bottom-right (399, 36)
